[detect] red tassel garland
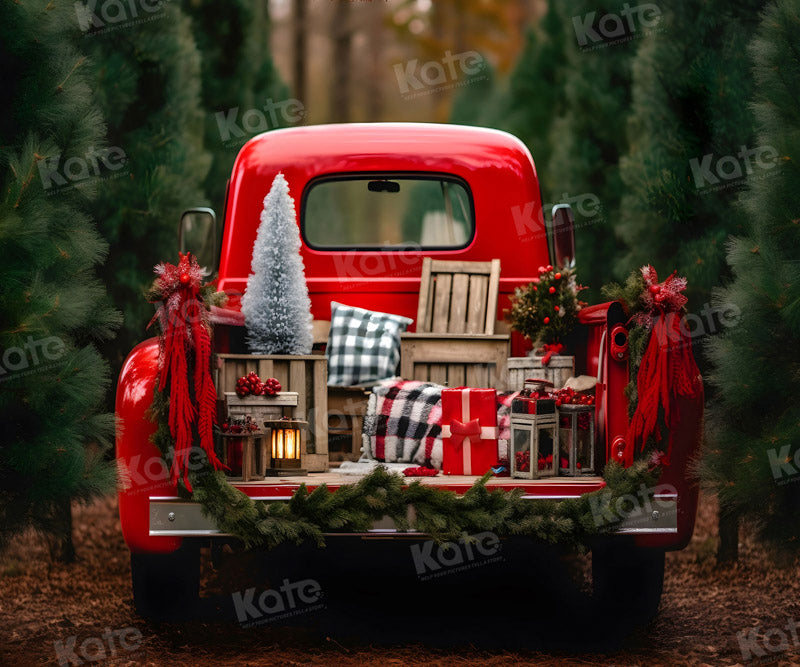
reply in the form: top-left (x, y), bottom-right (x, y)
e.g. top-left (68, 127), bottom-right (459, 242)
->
top-left (149, 252), bottom-right (225, 490)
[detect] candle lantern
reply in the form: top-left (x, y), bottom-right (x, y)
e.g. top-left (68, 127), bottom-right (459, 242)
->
top-left (558, 403), bottom-right (595, 476)
top-left (264, 418), bottom-right (308, 476)
top-left (509, 379), bottom-right (559, 479)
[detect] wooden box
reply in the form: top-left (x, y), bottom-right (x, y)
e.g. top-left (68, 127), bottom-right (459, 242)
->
top-left (217, 354), bottom-right (328, 472)
top-left (400, 334), bottom-right (510, 390)
top-left (224, 391), bottom-right (298, 422)
top-left (507, 355), bottom-right (575, 391)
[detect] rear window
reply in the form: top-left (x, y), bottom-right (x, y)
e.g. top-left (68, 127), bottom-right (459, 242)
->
top-left (301, 173), bottom-right (474, 250)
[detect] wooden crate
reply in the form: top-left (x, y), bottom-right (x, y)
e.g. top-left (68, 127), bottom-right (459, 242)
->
top-left (217, 354), bottom-right (328, 472)
top-left (400, 334), bottom-right (509, 389)
top-left (507, 355), bottom-right (575, 391)
top-left (224, 391), bottom-right (298, 422)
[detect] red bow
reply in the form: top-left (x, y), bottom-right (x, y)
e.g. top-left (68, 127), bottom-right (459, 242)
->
top-left (635, 266), bottom-right (688, 328)
top-left (539, 343), bottom-right (564, 366)
top-left (448, 418), bottom-right (481, 448)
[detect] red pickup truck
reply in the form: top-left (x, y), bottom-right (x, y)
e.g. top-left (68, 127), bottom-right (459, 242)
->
top-left (115, 123), bottom-right (703, 627)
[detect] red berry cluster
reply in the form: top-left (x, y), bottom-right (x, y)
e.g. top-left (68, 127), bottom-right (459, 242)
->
top-left (554, 387), bottom-right (595, 407)
top-left (221, 415), bottom-right (259, 434)
top-left (235, 371), bottom-right (282, 398)
top-left (555, 388), bottom-right (594, 430)
top-left (516, 450), bottom-right (558, 473)
top-left (559, 456), bottom-right (582, 470)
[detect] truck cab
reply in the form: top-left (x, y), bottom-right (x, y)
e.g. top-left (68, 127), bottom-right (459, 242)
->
top-left (116, 123), bottom-right (703, 623)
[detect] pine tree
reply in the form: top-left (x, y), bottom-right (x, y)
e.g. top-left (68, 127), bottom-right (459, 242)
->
top-left (449, 61), bottom-right (499, 128)
top-left (242, 174), bottom-right (313, 355)
top-left (0, 1), bottom-right (120, 554)
top-left (507, 265), bottom-right (586, 345)
top-left (181, 0), bottom-right (290, 213)
top-left (616, 0), bottom-right (765, 309)
top-left (700, 0), bottom-right (800, 559)
top-left (547, 1), bottom-right (638, 303)
top-left (501, 5), bottom-right (568, 198)
top-left (79, 4), bottom-right (212, 374)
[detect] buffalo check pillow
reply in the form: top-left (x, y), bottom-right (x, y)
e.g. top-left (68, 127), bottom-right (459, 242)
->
top-left (326, 302), bottom-right (413, 387)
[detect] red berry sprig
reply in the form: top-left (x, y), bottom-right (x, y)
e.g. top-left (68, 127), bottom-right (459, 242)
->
top-left (221, 415), bottom-right (259, 434)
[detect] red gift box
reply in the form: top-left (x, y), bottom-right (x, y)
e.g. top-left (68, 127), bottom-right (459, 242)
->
top-left (441, 388), bottom-right (498, 476)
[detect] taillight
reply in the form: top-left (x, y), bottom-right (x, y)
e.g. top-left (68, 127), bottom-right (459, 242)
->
top-left (612, 436), bottom-right (627, 462)
top-left (610, 325), bottom-right (629, 361)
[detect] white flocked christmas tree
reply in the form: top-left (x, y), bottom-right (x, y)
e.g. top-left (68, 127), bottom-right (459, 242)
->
top-left (242, 173), bottom-right (313, 354)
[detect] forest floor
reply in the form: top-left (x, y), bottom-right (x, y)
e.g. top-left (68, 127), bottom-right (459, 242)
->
top-left (1, 491), bottom-right (799, 667)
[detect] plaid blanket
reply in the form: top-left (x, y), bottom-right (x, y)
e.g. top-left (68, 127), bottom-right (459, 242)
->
top-left (362, 381), bottom-right (443, 467)
top-left (362, 380), bottom-right (517, 469)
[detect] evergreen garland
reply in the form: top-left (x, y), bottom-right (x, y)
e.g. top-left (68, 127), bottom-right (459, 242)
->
top-left (602, 271), bottom-right (649, 415)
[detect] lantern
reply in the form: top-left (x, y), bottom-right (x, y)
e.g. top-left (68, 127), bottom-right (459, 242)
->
top-left (264, 418), bottom-right (308, 476)
top-left (220, 416), bottom-right (264, 481)
top-left (509, 379), bottom-right (559, 479)
top-left (558, 403), bottom-right (595, 476)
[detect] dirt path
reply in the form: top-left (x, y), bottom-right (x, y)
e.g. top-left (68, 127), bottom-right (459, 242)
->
top-left (1, 493), bottom-right (799, 666)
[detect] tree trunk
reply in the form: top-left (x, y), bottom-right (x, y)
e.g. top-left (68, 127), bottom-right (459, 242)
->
top-left (365, 0), bottom-right (384, 121)
top-left (329, 1), bottom-right (351, 123)
top-left (430, 0), bottom-right (447, 116)
top-left (292, 0), bottom-right (306, 103)
top-left (50, 500), bottom-right (76, 564)
top-left (717, 509), bottom-right (739, 565)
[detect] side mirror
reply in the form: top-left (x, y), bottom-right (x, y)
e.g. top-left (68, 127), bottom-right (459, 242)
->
top-left (178, 207), bottom-right (217, 275)
top-left (551, 204), bottom-right (576, 268)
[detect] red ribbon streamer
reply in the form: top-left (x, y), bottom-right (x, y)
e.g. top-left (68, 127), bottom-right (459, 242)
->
top-left (403, 466), bottom-right (439, 477)
top-left (626, 267), bottom-right (700, 465)
top-left (149, 253), bottom-right (225, 491)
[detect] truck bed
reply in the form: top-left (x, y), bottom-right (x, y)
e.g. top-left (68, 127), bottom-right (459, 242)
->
top-left (228, 472), bottom-right (606, 499)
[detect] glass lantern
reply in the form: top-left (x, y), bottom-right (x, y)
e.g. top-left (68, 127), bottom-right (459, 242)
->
top-left (558, 403), bottom-right (595, 476)
top-left (263, 418), bottom-right (308, 476)
top-left (510, 379), bottom-right (559, 479)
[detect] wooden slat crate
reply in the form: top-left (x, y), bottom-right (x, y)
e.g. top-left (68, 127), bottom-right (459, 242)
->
top-left (507, 355), bottom-right (575, 391)
top-left (224, 392), bottom-right (298, 422)
top-left (400, 334), bottom-right (509, 389)
top-left (217, 354), bottom-right (328, 472)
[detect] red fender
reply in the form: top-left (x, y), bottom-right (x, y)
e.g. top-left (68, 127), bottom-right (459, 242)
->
top-left (116, 338), bottom-right (182, 554)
